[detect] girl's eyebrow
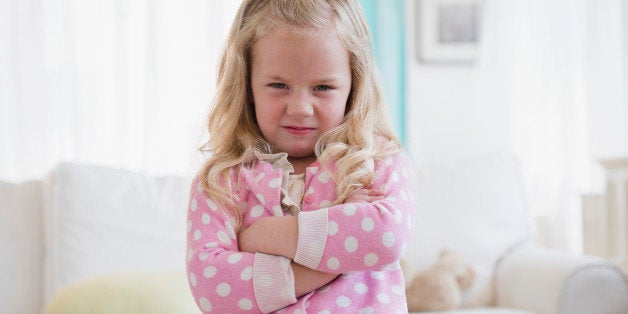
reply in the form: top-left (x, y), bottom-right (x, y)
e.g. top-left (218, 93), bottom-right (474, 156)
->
top-left (261, 74), bottom-right (341, 84)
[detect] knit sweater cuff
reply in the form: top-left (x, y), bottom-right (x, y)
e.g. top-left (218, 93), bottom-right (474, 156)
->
top-left (294, 208), bottom-right (328, 269)
top-left (253, 253), bottom-right (296, 313)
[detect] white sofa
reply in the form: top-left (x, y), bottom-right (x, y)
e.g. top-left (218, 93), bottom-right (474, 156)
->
top-left (1, 153), bottom-right (626, 314)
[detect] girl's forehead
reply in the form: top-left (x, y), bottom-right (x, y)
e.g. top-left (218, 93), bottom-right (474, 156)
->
top-left (255, 19), bottom-right (337, 43)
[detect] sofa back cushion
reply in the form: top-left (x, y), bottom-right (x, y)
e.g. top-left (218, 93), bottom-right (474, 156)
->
top-left (0, 180), bottom-right (43, 314)
top-left (404, 153), bottom-right (530, 307)
top-left (42, 162), bottom-right (190, 305)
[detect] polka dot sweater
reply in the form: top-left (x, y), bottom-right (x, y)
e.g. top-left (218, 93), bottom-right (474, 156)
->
top-left (186, 151), bottom-right (416, 313)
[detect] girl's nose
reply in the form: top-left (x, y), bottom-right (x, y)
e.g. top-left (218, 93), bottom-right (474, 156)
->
top-left (286, 90), bottom-right (314, 118)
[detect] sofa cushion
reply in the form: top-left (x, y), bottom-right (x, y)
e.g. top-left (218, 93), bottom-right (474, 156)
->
top-left (45, 271), bottom-right (198, 314)
top-left (0, 180), bottom-right (44, 314)
top-left (404, 153), bottom-right (530, 307)
top-left (411, 309), bottom-right (536, 314)
top-left (42, 162), bottom-right (190, 305)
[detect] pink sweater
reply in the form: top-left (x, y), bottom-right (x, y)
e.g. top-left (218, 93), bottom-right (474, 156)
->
top-left (186, 151), bottom-right (415, 313)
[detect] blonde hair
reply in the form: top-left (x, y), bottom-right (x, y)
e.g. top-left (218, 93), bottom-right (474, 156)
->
top-left (198, 0), bottom-right (400, 227)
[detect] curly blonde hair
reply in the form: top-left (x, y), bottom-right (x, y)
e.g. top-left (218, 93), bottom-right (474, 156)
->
top-left (198, 0), bottom-right (400, 227)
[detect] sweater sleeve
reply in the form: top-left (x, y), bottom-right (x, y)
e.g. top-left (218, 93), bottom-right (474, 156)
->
top-left (293, 151), bottom-right (416, 273)
top-left (186, 175), bottom-right (297, 313)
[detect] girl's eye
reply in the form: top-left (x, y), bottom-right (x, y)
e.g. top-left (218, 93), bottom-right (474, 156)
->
top-left (314, 85), bottom-right (332, 91)
top-left (270, 83), bottom-right (287, 89)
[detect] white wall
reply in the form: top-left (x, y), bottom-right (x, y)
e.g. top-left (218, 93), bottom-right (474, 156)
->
top-left (405, 0), bottom-right (627, 187)
top-left (404, 0), bottom-right (628, 250)
top-left (404, 1), bottom-right (516, 164)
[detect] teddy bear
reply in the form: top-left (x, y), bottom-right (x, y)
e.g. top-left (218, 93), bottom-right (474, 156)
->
top-left (403, 250), bottom-right (476, 312)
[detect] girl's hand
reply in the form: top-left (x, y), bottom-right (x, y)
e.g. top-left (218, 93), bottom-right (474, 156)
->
top-left (238, 216), bottom-right (298, 259)
top-left (345, 187), bottom-right (385, 203)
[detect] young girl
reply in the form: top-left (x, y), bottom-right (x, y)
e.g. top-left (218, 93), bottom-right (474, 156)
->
top-left (186, 0), bottom-right (415, 313)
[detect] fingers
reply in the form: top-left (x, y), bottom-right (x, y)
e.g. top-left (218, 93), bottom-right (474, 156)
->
top-left (346, 187), bottom-right (385, 203)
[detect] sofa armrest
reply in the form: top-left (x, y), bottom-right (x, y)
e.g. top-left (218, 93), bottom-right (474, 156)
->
top-left (495, 244), bottom-right (628, 314)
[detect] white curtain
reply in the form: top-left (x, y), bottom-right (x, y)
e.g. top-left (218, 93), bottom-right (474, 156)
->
top-left (478, 0), bottom-right (627, 251)
top-left (0, 0), bottom-right (240, 182)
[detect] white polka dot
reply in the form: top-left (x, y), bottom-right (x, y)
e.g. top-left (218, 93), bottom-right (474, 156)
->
top-left (400, 190), bottom-right (409, 202)
top-left (217, 231), bottom-right (231, 244)
top-left (193, 230), bottom-right (202, 241)
top-left (354, 282), bottom-right (368, 294)
top-left (226, 221), bottom-right (236, 239)
top-left (202, 213), bottom-right (211, 224)
top-left (384, 262), bottom-right (400, 271)
top-left (187, 249), bottom-right (193, 261)
top-left (359, 307), bottom-right (374, 314)
top-left (238, 298), bottom-right (253, 310)
top-left (370, 271), bottom-right (385, 280)
top-left (199, 297), bottom-right (212, 312)
top-left (343, 204), bottom-right (357, 216)
top-left (391, 285), bottom-right (404, 295)
top-left (205, 242), bottom-right (218, 249)
top-left (250, 205), bottom-right (264, 217)
top-left (273, 206), bottom-right (283, 216)
top-left (187, 220), bottom-right (192, 232)
top-left (199, 252), bottom-right (209, 261)
top-left (344, 236), bottom-right (358, 252)
top-left (256, 193), bottom-right (266, 205)
top-left (382, 231), bottom-right (395, 247)
top-left (240, 267), bottom-right (253, 281)
top-left (377, 293), bottom-right (390, 303)
top-left (318, 310), bottom-right (331, 314)
top-left (217, 282), bottom-right (231, 297)
top-left (305, 186), bottom-right (314, 195)
top-left (255, 173), bottom-right (265, 182)
top-left (375, 203), bottom-right (387, 213)
top-left (206, 199), bottom-right (218, 211)
top-left (191, 199), bottom-right (198, 211)
top-left (364, 253), bottom-right (378, 267)
top-left (309, 167), bottom-right (319, 174)
top-left (336, 296), bottom-right (351, 307)
top-left (228, 253), bottom-right (242, 264)
top-left (203, 266), bottom-right (217, 278)
top-left (328, 221), bottom-right (338, 235)
top-left (327, 257), bottom-right (340, 270)
top-left (196, 181), bottom-right (203, 191)
top-left (392, 171), bottom-right (399, 183)
top-left (269, 177), bottom-right (281, 188)
top-left (394, 209), bottom-right (403, 223)
top-left (293, 309), bottom-right (306, 314)
top-left (189, 272), bottom-right (197, 286)
top-left (319, 200), bottom-right (331, 208)
top-left (361, 217), bottom-right (374, 232)
top-left (318, 171), bottom-right (330, 183)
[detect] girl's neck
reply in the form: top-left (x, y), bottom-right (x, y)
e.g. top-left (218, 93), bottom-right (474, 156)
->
top-left (288, 156), bottom-right (317, 174)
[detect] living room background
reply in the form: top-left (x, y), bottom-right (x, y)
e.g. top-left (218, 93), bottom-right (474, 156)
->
top-left (1, 0), bottom-right (627, 254)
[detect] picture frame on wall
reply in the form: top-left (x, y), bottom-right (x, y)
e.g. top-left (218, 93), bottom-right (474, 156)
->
top-left (416, 0), bottom-right (483, 64)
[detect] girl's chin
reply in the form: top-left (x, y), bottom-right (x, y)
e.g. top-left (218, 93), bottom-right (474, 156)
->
top-left (285, 150), bottom-right (316, 160)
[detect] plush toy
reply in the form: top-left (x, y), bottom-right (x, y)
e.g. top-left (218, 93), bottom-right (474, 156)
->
top-left (404, 250), bottom-right (476, 312)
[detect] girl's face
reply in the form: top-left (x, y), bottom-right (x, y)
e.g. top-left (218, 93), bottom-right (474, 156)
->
top-left (250, 26), bottom-right (351, 165)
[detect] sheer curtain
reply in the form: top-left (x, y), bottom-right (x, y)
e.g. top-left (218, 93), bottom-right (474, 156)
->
top-left (0, 0), bottom-right (240, 182)
top-left (478, 0), bottom-right (627, 251)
